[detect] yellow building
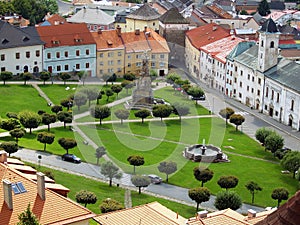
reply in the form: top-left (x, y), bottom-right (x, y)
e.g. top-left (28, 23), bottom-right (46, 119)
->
top-left (91, 27), bottom-right (169, 78)
top-left (124, 3), bottom-right (161, 33)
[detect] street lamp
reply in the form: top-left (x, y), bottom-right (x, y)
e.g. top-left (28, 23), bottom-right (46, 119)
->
top-left (37, 155), bottom-right (42, 168)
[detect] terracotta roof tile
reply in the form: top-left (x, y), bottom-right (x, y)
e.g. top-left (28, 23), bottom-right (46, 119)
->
top-left (186, 23), bottom-right (230, 49)
top-left (91, 30), bottom-right (124, 50)
top-left (46, 14), bottom-right (67, 25)
top-left (36, 23), bottom-right (96, 48)
top-left (94, 201), bottom-right (186, 225)
top-left (0, 163), bottom-right (95, 225)
top-left (206, 4), bottom-right (233, 19)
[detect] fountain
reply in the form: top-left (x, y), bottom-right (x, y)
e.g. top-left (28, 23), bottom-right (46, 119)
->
top-left (183, 140), bottom-right (229, 163)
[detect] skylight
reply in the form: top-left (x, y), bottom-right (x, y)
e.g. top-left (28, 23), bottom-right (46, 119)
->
top-left (12, 182), bottom-right (27, 194)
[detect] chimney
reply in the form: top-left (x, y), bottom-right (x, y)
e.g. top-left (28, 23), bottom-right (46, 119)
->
top-left (117, 25), bottom-right (121, 36)
top-left (212, 25), bottom-right (217, 31)
top-left (3, 180), bottom-right (13, 210)
top-left (0, 150), bottom-right (8, 163)
top-left (37, 172), bottom-right (46, 200)
top-left (248, 209), bottom-right (256, 218)
top-left (135, 29), bottom-right (140, 35)
top-left (197, 210), bottom-right (208, 219)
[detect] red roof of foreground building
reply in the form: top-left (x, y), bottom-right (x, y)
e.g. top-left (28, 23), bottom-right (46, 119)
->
top-left (36, 23), bottom-right (96, 48)
top-left (186, 23), bottom-right (230, 50)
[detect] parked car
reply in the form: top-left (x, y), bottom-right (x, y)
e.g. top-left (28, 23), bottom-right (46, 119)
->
top-left (148, 174), bottom-right (162, 184)
top-left (62, 154), bottom-right (81, 163)
top-left (191, 95), bottom-right (205, 101)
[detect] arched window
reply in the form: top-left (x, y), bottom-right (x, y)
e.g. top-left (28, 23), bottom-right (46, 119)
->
top-left (270, 41), bottom-right (274, 48)
top-left (266, 87), bottom-right (269, 97)
top-left (291, 100), bottom-right (294, 111)
top-left (271, 90), bottom-right (274, 100)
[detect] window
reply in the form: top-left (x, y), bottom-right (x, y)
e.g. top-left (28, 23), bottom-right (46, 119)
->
top-left (235, 66), bottom-right (237, 72)
top-left (108, 68), bottom-right (113, 73)
top-left (247, 86), bottom-right (249, 91)
top-left (108, 52), bottom-right (114, 57)
top-left (258, 78), bottom-right (261, 85)
top-left (152, 55), bottom-right (155, 59)
top-left (127, 55), bottom-right (131, 59)
top-left (160, 62), bottom-right (165, 67)
top-left (57, 65), bottom-right (61, 72)
top-left (100, 61), bottom-right (104, 66)
top-left (257, 90), bottom-right (260, 96)
top-left (36, 50), bottom-right (40, 57)
top-left (270, 41), bottom-right (274, 48)
top-left (266, 87), bottom-right (269, 97)
top-left (239, 93), bottom-right (242, 98)
top-left (56, 52), bottom-right (60, 58)
top-left (16, 65), bottom-right (20, 70)
top-left (117, 60), bottom-right (121, 65)
top-left (64, 65), bottom-right (69, 70)
top-left (136, 62), bottom-right (142, 67)
top-left (65, 51), bottom-right (68, 57)
top-left (76, 64), bottom-right (80, 69)
top-left (47, 53), bottom-right (51, 59)
top-left (153, 22), bottom-right (155, 26)
top-left (86, 49), bottom-right (90, 55)
top-left (252, 76), bottom-right (254, 82)
top-left (128, 63), bottom-right (131, 67)
top-left (16, 53), bottom-right (20, 59)
top-left (26, 51), bottom-right (30, 58)
top-left (108, 60), bottom-right (113, 65)
top-left (160, 54), bottom-right (165, 59)
top-left (118, 51), bottom-right (122, 56)
top-left (86, 63), bottom-right (90, 68)
top-left (117, 68), bottom-right (121, 72)
top-left (251, 88), bottom-right (254, 93)
top-left (248, 74), bottom-right (250, 80)
top-left (136, 54), bottom-right (140, 59)
top-left (76, 50), bottom-right (80, 56)
top-left (100, 53), bottom-right (104, 58)
top-left (0, 54), bottom-right (4, 61)
top-left (265, 105), bottom-right (268, 110)
top-left (277, 93), bottom-right (279, 103)
top-left (1, 67), bottom-right (5, 71)
top-left (261, 40), bottom-right (264, 47)
top-left (240, 70), bottom-right (243, 76)
top-left (234, 78), bottom-right (237, 83)
top-left (239, 81), bottom-right (242, 87)
top-left (291, 100), bottom-right (294, 111)
top-left (151, 62), bottom-right (155, 68)
top-left (271, 90), bottom-right (274, 100)
top-left (99, 69), bottom-right (103, 74)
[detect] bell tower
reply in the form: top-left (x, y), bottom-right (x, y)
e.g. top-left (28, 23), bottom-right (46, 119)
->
top-left (257, 18), bottom-right (280, 72)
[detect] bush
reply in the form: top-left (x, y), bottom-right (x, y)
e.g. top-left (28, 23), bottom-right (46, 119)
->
top-left (100, 198), bottom-right (124, 213)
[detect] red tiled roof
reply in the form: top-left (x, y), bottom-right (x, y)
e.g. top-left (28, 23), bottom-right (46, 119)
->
top-left (46, 14), bottom-right (67, 25)
top-left (91, 30), bottom-right (124, 50)
top-left (0, 163), bottom-right (95, 225)
top-left (207, 4), bottom-right (233, 19)
top-left (186, 23), bottom-right (230, 49)
top-left (36, 23), bottom-right (96, 48)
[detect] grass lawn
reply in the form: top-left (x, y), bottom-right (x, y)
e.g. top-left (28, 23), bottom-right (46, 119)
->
top-left (26, 163), bottom-right (197, 219)
top-left (0, 85), bottom-right (50, 118)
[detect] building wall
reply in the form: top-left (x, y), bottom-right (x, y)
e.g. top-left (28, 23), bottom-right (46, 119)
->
top-left (97, 48), bottom-right (125, 77)
top-left (43, 44), bottom-right (96, 77)
top-left (185, 37), bottom-right (200, 78)
top-left (0, 45), bottom-right (43, 75)
top-left (126, 18), bottom-right (159, 32)
top-left (202, 18), bottom-right (247, 29)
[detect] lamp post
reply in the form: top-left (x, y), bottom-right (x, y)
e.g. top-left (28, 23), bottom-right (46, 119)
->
top-left (37, 155), bottom-right (42, 168)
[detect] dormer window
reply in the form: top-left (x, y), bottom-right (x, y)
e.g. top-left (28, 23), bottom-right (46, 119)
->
top-left (22, 36), bottom-right (30, 42)
top-left (74, 34), bottom-right (82, 43)
top-left (107, 40), bottom-right (113, 45)
top-left (1, 38), bottom-right (9, 44)
top-left (53, 40), bottom-right (59, 44)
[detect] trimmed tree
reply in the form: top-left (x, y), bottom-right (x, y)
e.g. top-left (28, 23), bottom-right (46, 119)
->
top-left (255, 127), bottom-right (273, 147)
top-left (105, 89), bottom-right (114, 102)
top-left (187, 86), bottom-right (205, 105)
top-left (0, 118), bottom-right (20, 131)
top-left (81, 87), bottom-right (99, 107)
top-left (100, 161), bottom-right (122, 186)
top-left (114, 109), bottom-right (130, 124)
top-left (57, 111), bottom-right (72, 128)
top-left (172, 102), bottom-right (190, 120)
top-left (37, 132), bottom-right (55, 151)
top-left (40, 71), bottom-right (51, 85)
top-left (20, 72), bottom-right (33, 85)
top-left (152, 104), bottom-right (173, 122)
top-left (58, 137), bottom-right (77, 154)
top-left (257, 0), bottom-right (270, 16)
top-left (95, 146), bottom-right (106, 165)
top-left (111, 84), bottom-right (123, 98)
top-left (100, 198), bottom-right (124, 213)
top-left (217, 175), bottom-right (239, 191)
top-left (75, 190), bottom-right (97, 207)
top-left (193, 167), bottom-right (214, 187)
top-left (188, 187), bottom-right (211, 211)
top-left (134, 109), bottom-right (151, 123)
top-left (219, 107), bottom-right (235, 125)
top-left (245, 181), bottom-right (262, 204)
top-left (19, 110), bottom-right (41, 134)
top-left (123, 73), bottom-right (135, 81)
top-left (51, 105), bottom-right (63, 114)
top-left (157, 161), bottom-right (177, 183)
top-left (74, 92), bottom-right (87, 111)
top-left (127, 155), bottom-right (144, 174)
top-left (281, 151), bottom-right (300, 178)
top-left (90, 105), bottom-right (111, 125)
top-left (96, 91), bottom-right (102, 105)
top-left (9, 128), bottom-right (26, 144)
top-left (0, 71), bottom-right (12, 85)
top-left (60, 98), bottom-right (73, 111)
top-left (271, 187), bottom-right (289, 207)
top-left (0, 141), bottom-right (18, 156)
top-left (265, 132), bottom-right (284, 156)
top-left (214, 190), bottom-right (242, 210)
top-left (42, 113), bottom-right (57, 132)
top-left (60, 72), bottom-right (71, 85)
top-left (229, 114), bottom-right (245, 131)
top-left (166, 73), bottom-right (180, 85)
top-left (121, 80), bottom-right (134, 95)
top-left (131, 175), bottom-right (151, 194)
top-left (17, 203), bottom-right (41, 225)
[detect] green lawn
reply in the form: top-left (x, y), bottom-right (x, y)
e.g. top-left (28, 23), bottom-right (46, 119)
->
top-left (0, 85), bottom-right (50, 118)
top-left (26, 163), bottom-right (197, 219)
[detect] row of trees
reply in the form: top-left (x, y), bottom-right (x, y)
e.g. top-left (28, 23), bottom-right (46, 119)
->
top-left (189, 167), bottom-right (289, 210)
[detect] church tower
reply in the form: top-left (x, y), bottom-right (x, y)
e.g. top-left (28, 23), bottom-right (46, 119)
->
top-left (257, 18), bottom-right (280, 72)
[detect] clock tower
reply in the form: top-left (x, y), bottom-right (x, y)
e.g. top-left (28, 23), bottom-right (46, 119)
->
top-left (257, 18), bottom-right (280, 72)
